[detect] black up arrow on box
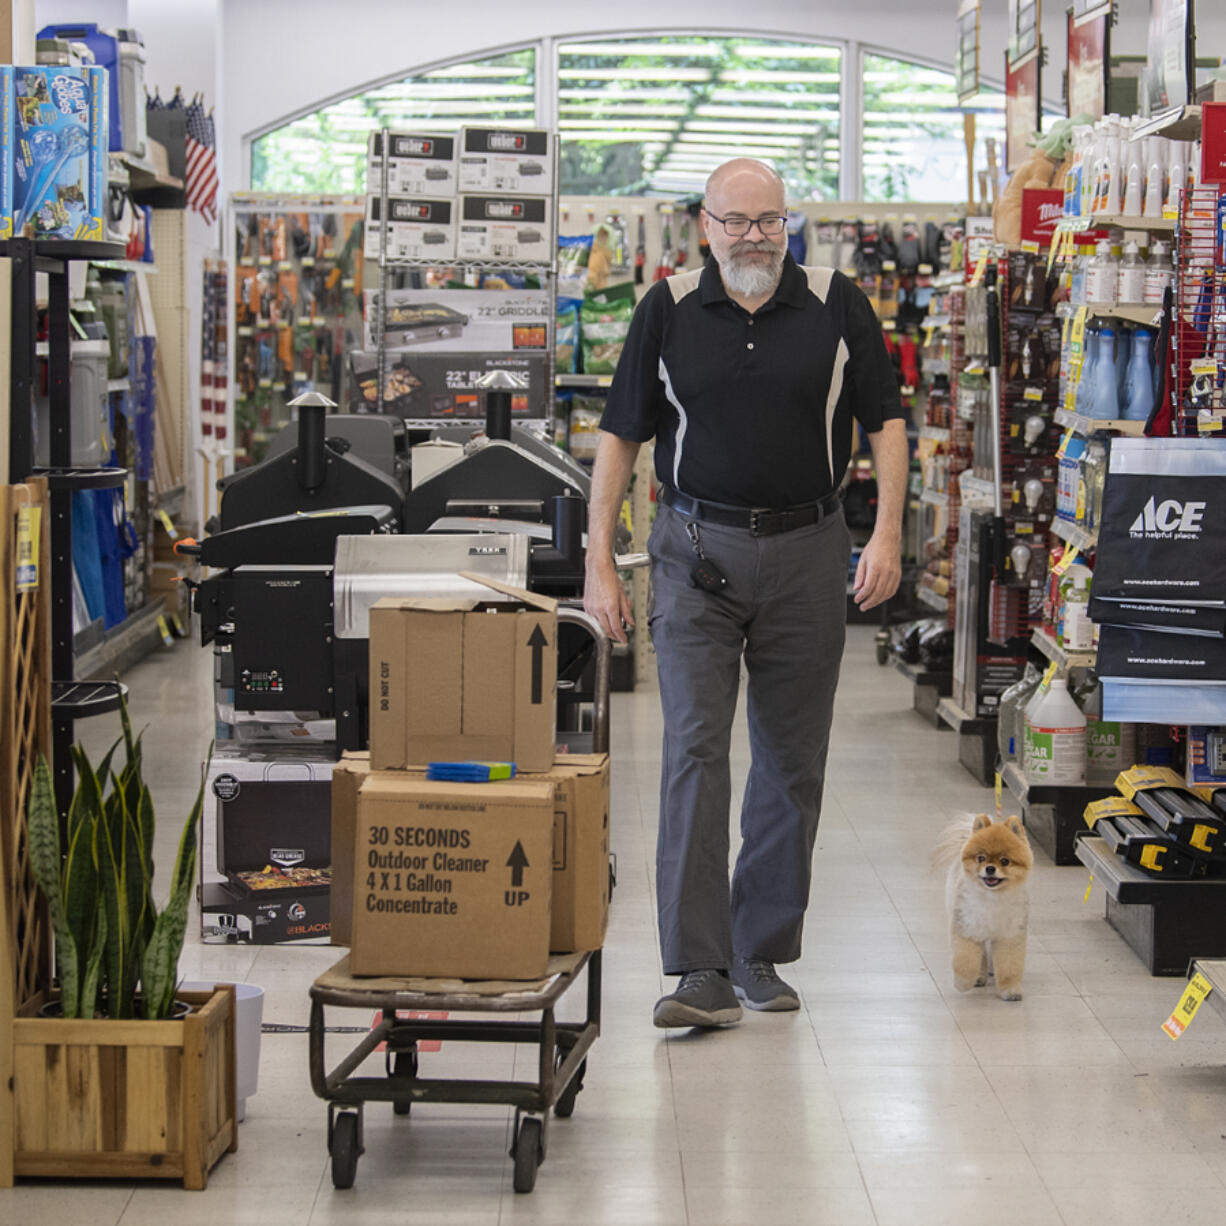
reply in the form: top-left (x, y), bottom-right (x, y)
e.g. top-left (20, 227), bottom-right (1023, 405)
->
top-left (506, 840), bottom-right (530, 887)
top-left (527, 624), bottom-right (548, 704)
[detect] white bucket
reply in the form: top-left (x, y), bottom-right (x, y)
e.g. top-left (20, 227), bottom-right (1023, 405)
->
top-left (179, 981), bottom-right (265, 1122)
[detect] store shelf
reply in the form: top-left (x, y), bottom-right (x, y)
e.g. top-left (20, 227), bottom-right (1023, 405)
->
top-left (1030, 625), bottom-right (1096, 670)
top-left (1056, 213), bottom-right (1178, 233)
top-left (378, 257), bottom-right (554, 274)
top-left (916, 586), bottom-right (949, 613)
top-left (556, 374), bottom-right (612, 389)
top-left (93, 259), bottom-right (158, 275)
top-left (1132, 104), bottom-right (1201, 142)
top-left (1055, 301), bottom-right (1163, 326)
top-left (1050, 517), bottom-right (1098, 552)
top-left (1054, 407), bottom-right (1149, 437)
top-left (1190, 960), bottom-right (1226, 1028)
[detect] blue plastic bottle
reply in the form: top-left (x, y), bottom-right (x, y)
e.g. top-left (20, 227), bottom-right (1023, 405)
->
top-left (1123, 327), bottom-right (1155, 423)
top-left (1090, 325), bottom-right (1119, 419)
top-left (1074, 323), bottom-right (1100, 415)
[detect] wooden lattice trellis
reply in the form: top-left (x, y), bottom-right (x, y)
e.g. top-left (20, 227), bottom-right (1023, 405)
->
top-left (1, 478), bottom-right (52, 1024)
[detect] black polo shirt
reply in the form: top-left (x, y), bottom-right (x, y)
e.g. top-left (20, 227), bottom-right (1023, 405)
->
top-left (599, 252), bottom-right (904, 507)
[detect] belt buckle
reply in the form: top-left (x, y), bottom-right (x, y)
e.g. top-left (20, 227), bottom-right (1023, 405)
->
top-left (749, 508), bottom-right (781, 536)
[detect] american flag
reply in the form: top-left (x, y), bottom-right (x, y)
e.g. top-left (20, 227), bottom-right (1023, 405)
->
top-left (185, 96), bottom-right (218, 224)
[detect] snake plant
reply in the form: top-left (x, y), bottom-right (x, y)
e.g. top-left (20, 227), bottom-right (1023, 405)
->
top-left (25, 694), bottom-right (208, 1020)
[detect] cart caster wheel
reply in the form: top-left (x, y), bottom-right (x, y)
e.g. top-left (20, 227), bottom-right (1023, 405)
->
top-left (330, 1111), bottom-right (361, 1189)
top-left (554, 1058), bottom-right (586, 1118)
top-left (875, 634), bottom-right (890, 666)
top-left (512, 1115), bottom-right (544, 1193)
top-left (392, 1050), bottom-right (417, 1116)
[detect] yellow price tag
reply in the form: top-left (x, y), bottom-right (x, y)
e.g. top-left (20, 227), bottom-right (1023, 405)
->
top-left (994, 771), bottom-right (1003, 820)
top-left (970, 254), bottom-right (989, 287)
top-left (1197, 414), bottom-right (1225, 435)
top-left (1054, 428), bottom-right (1075, 461)
top-left (1083, 873), bottom-right (1093, 904)
top-left (15, 505), bottom-right (41, 591)
top-left (1024, 387), bottom-right (1044, 401)
top-left (1162, 972), bottom-right (1213, 1039)
top-left (1190, 360), bottom-right (1220, 376)
top-left (1052, 545), bottom-right (1081, 577)
top-left (1021, 240), bottom-right (1040, 255)
top-left (156, 509), bottom-right (178, 539)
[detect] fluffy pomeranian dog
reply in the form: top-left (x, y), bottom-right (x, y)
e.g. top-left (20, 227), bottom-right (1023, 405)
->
top-left (933, 814), bottom-right (1032, 1001)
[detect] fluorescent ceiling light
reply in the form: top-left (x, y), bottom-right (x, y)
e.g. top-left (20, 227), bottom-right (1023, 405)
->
top-left (558, 67), bottom-right (712, 82)
top-left (560, 118), bottom-right (677, 130)
top-left (731, 44), bottom-right (840, 60)
top-left (559, 103), bottom-right (689, 117)
top-left (559, 88), bottom-right (693, 102)
top-left (420, 65), bottom-right (530, 78)
top-left (559, 41), bottom-right (722, 57)
top-left (719, 70), bottom-right (840, 85)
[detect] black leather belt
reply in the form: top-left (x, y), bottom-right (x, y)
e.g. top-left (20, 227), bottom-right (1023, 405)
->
top-left (658, 485), bottom-right (842, 537)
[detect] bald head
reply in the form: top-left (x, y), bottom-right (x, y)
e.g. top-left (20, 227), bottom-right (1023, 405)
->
top-left (704, 159), bottom-right (785, 215)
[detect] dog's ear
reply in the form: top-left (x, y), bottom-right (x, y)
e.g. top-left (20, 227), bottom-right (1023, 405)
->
top-left (972, 814), bottom-right (991, 831)
top-left (1006, 815), bottom-right (1026, 837)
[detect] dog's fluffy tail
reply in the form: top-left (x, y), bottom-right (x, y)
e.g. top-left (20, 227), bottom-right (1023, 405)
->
top-left (930, 813), bottom-right (980, 874)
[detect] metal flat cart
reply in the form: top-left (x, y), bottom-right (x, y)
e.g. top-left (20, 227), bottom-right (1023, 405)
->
top-left (309, 608), bottom-right (610, 1193)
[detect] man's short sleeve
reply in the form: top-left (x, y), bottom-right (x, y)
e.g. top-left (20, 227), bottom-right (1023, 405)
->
top-left (598, 283), bottom-right (668, 442)
top-left (844, 279), bottom-right (905, 432)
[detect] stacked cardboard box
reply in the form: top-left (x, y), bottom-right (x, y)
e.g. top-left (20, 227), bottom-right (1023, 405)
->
top-left (330, 574), bottom-right (610, 980)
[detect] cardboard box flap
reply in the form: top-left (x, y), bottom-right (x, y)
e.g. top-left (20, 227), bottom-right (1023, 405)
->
top-left (458, 571), bottom-right (557, 613)
top-left (359, 776), bottom-right (555, 802)
top-left (372, 594), bottom-right (484, 614)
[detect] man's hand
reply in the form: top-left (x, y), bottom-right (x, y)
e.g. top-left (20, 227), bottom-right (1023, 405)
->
top-left (853, 530), bottom-right (902, 611)
top-left (584, 556), bottom-right (634, 644)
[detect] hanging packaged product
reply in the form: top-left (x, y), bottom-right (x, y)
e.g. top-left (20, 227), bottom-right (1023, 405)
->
top-left (555, 299), bottom-right (579, 374)
top-left (568, 394), bottom-right (604, 460)
top-left (1, 64), bottom-right (109, 241)
top-left (1025, 675), bottom-right (1086, 786)
top-left (366, 131), bottom-right (457, 196)
top-left (580, 284), bottom-right (636, 376)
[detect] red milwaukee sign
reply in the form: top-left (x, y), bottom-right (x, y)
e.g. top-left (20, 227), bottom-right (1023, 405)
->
top-left (1021, 189), bottom-right (1066, 246)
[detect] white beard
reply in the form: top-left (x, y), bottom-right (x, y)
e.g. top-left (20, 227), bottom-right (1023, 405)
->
top-left (719, 243), bottom-right (784, 298)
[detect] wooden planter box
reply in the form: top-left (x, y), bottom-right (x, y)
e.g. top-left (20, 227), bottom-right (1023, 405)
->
top-left (9, 984), bottom-right (238, 1188)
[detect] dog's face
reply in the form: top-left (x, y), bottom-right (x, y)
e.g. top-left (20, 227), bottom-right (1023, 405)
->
top-left (960, 815), bottom-right (1032, 893)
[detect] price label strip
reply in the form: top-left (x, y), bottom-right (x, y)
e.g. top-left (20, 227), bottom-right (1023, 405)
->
top-left (15, 504), bottom-right (41, 591)
top-left (1162, 972), bottom-right (1213, 1040)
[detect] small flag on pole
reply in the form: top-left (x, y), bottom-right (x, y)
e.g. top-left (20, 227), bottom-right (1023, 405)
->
top-left (185, 95), bottom-right (218, 224)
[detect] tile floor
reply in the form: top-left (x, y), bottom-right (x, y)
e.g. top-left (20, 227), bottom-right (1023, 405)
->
top-left (4, 627), bottom-right (1225, 1224)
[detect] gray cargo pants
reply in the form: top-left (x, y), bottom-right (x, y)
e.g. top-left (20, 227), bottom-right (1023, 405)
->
top-left (647, 500), bottom-right (850, 975)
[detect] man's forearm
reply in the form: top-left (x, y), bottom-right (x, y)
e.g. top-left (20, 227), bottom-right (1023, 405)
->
top-left (586, 430), bottom-right (642, 564)
top-left (866, 418), bottom-right (909, 538)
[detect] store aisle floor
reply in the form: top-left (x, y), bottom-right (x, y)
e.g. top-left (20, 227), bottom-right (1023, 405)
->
top-left (4, 627), bottom-right (1226, 1225)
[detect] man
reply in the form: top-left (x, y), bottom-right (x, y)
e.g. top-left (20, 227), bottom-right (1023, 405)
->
top-left (584, 158), bottom-right (907, 1028)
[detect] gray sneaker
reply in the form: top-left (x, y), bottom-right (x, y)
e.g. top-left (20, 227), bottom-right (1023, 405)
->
top-left (652, 969), bottom-right (743, 1028)
top-left (731, 957), bottom-right (800, 1011)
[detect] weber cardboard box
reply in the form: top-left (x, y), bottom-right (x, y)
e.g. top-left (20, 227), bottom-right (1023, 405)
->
top-left (200, 751), bottom-right (334, 944)
top-left (363, 286), bottom-right (550, 352)
top-left (369, 575), bottom-right (557, 773)
top-left (363, 195), bottom-right (456, 261)
top-left (350, 775), bottom-right (555, 978)
top-left (459, 126), bottom-right (553, 195)
top-left (367, 130), bottom-right (457, 196)
top-left (457, 194), bottom-right (553, 263)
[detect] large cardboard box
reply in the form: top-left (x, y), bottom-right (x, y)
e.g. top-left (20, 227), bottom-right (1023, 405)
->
top-left (349, 775), bottom-right (555, 978)
top-left (363, 195), bottom-right (456, 260)
top-left (458, 126), bottom-right (554, 195)
top-left (331, 753), bottom-right (610, 953)
top-left (456, 194), bottom-right (553, 263)
top-left (331, 751), bottom-right (371, 946)
top-left (539, 754), bottom-right (611, 953)
top-left (369, 575), bottom-right (557, 773)
top-left (367, 130), bottom-right (458, 196)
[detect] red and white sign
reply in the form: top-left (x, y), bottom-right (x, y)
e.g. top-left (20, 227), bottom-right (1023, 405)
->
top-left (1201, 102), bottom-right (1226, 186)
top-left (1021, 189), bottom-right (1065, 247)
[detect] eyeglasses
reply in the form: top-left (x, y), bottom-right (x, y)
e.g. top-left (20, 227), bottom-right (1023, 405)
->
top-left (704, 212), bottom-right (787, 237)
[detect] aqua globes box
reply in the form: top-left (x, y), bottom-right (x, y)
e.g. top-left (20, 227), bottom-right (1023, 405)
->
top-left (348, 775), bottom-right (555, 979)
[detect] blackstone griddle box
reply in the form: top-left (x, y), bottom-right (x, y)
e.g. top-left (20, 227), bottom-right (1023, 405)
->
top-left (382, 301), bottom-right (471, 344)
top-left (212, 765), bottom-right (332, 900)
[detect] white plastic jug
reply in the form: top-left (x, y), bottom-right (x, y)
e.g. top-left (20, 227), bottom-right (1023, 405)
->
top-left (1025, 676), bottom-right (1086, 786)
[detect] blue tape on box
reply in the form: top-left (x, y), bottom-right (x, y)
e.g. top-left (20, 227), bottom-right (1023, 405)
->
top-left (9, 65), bottom-right (107, 241)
